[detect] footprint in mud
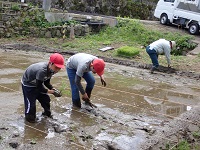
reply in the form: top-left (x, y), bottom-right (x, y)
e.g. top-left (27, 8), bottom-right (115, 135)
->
top-left (81, 103), bottom-right (108, 120)
top-left (80, 103), bottom-right (127, 127)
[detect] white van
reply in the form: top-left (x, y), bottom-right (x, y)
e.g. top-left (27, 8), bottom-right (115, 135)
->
top-left (154, 0), bottom-right (200, 35)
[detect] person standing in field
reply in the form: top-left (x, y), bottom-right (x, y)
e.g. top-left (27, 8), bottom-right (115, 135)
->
top-left (66, 53), bottom-right (106, 108)
top-left (21, 53), bottom-right (64, 123)
top-left (146, 39), bottom-right (176, 73)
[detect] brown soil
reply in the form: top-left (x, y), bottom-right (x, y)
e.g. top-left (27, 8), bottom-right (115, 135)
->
top-left (0, 20), bottom-right (200, 150)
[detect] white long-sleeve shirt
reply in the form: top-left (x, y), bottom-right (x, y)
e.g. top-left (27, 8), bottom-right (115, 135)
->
top-left (149, 39), bottom-right (171, 65)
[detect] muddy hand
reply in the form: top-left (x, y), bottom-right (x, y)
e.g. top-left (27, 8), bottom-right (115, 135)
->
top-left (82, 98), bottom-right (97, 108)
top-left (52, 88), bottom-right (62, 97)
top-left (88, 101), bottom-right (97, 108)
top-left (101, 78), bottom-right (106, 87)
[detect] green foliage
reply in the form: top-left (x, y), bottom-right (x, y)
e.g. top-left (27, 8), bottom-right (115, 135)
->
top-left (11, 4), bottom-right (20, 11)
top-left (59, 80), bottom-right (71, 96)
top-left (172, 140), bottom-right (190, 150)
top-left (55, 17), bottom-right (196, 58)
top-left (172, 36), bottom-right (197, 55)
top-left (27, 2), bottom-right (34, 7)
top-left (22, 18), bottom-right (32, 27)
top-left (103, 41), bottom-right (111, 45)
top-left (116, 46), bottom-right (140, 58)
top-left (63, 20), bottom-right (78, 26)
top-left (58, 17), bottom-right (196, 58)
top-left (62, 42), bottom-right (77, 48)
top-left (30, 138), bottom-right (37, 144)
top-left (192, 131), bottom-right (200, 139)
top-left (95, 18), bottom-right (196, 56)
top-left (21, 8), bottom-right (63, 28)
top-left (119, 1), bottom-right (153, 20)
top-left (165, 142), bottom-right (170, 149)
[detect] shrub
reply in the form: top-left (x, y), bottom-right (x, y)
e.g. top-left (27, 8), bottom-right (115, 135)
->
top-left (116, 46), bottom-right (140, 58)
top-left (11, 4), bottom-right (20, 11)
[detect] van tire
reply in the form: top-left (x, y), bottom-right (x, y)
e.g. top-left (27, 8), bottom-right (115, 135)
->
top-left (160, 14), bottom-right (168, 25)
top-left (189, 23), bottom-right (199, 35)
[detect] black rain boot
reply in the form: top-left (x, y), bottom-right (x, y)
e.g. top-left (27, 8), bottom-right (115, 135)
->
top-left (42, 111), bottom-right (52, 118)
top-left (72, 99), bottom-right (81, 108)
top-left (150, 66), bottom-right (159, 74)
top-left (25, 114), bottom-right (36, 123)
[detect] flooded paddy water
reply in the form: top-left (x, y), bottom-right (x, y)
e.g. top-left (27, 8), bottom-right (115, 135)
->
top-left (0, 49), bottom-right (200, 150)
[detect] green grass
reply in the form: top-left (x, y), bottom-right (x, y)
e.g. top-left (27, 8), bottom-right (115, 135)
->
top-left (60, 18), bottom-right (196, 58)
top-left (1, 17), bottom-right (198, 72)
top-left (116, 46), bottom-right (140, 58)
top-left (172, 140), bottom-right (190, 150)
top-left (192, 131), bottom-right (200, 139)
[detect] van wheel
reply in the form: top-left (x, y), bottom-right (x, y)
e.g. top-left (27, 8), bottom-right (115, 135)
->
top-left (189, 23), bottom-right (199, 35)
top-left (160, 14), bottom-right (168, 25)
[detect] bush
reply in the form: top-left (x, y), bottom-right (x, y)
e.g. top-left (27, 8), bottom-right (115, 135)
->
top-left (116, 46), bottom-right (140, 58)
top-left (11, 4), bottom-right (20, 11)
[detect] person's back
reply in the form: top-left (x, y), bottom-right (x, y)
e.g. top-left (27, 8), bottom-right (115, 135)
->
top-left (67, 53), bottom-right (97, 69)
top-left (66, 53), bottom-right (106, 108)
top-left (149, 39), bottom-right (170, 55)
top-left (146, 39), bottom-right (176, 73)
top-left (22, 62), bottom-right (49, 87)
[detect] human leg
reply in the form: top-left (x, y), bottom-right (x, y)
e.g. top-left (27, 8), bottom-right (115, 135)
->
top-left (146, 47), bottom-right (159, 73)
top-left (82, 71), bottom-right (95, 98)
top-left (22, 84), bottom-right (38, 123)
top-left (146, 47), bottom-right (159, 68)
top-left (67, 67), bottom-right (81, 108)
top-left (37, 93), bottom-right (52, 117)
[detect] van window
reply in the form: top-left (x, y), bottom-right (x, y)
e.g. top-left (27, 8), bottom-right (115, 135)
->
top-left (164, 0), bottom-right (175, 2)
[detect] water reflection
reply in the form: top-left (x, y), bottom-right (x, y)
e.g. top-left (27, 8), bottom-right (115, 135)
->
top-left (2, 49), bottom-right (200, 149)
top-left (144, 96), bottom-right (187, 117)
top-left (23, 117), bottom-right (50, 143)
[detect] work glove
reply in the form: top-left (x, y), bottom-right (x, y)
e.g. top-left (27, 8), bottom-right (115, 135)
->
top-left (82, 98), bottom-right (97, 108)
top-left (52, 88), bottom-right (62, 97)
top-left (101, 78), bottom-right (106, 87)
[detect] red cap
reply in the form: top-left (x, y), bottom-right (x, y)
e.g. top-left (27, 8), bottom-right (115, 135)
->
top-left (49, 53), bottom-right (65, 68)
top-left (93, 58), bottom-right (105, 76)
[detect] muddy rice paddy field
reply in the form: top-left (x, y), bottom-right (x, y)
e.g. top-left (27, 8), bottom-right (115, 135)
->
top-left (0, 46), bottom-right (200, 150)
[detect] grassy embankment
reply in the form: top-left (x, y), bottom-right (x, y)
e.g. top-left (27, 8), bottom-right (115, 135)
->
top-left (1, 18), bottom-right (199, 72)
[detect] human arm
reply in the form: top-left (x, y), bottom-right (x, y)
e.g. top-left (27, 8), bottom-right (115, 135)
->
top-left (75, 74), bottom-right (89, 100)
top-left (36, 79), bottom-right (54, 94)
top-left (163, 43), bottom-right (171, 67)
top-left (37, 79), bottom-right (61, 97)
top-left (44, 79), bottom-right (53, 90)
top-left (100, 75), bottom-right (106, 87)
top-left (165, 52), bottom-right (171, 67)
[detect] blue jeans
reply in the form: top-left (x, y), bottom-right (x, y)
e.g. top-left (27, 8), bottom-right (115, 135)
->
top-left (67, 67), bottom-right (95, 103)
top-left (146, 46), bottom-right (159, 68)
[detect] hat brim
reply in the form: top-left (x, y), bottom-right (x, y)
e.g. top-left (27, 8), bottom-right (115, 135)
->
top-left (55, 64), bottom-right (65, 68)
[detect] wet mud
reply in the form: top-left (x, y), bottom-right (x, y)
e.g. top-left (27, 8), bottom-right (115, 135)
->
top-left (0, 47), bottom-right (200, 150)
top-left (1, 43), bottom-right (200, 81)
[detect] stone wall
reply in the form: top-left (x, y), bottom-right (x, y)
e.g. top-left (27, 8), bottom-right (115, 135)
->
top-left (23, 0), bottom-right (156, 20)
top-left (0, 1), bottom-right (90, 38)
